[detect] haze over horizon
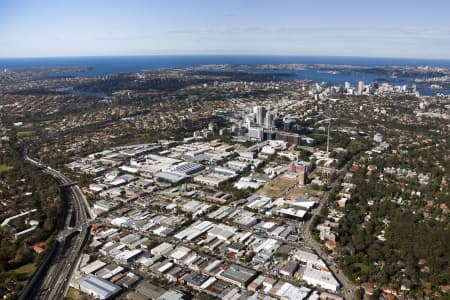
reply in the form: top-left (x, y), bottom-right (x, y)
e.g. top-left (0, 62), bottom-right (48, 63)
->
top-left (1, 0), bottom-right (450, 59)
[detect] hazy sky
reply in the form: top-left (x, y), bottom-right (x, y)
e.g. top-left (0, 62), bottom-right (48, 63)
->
top-left (1, 0), bottom-right (450, 58)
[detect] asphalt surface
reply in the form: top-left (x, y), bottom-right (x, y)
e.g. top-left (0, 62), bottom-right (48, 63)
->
top-left (23, 152), bottom-right (92, 300)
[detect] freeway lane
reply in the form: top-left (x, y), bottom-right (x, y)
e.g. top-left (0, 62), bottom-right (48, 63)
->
top-left (19, 148), bottom-right (92, 300)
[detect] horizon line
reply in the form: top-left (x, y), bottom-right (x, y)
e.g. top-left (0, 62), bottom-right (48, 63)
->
top-left (1, 53), bottom-right (450, 62)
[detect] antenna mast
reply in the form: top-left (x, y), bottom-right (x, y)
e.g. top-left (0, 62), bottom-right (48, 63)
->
top-left (326, 119), bottom-right (331, 155)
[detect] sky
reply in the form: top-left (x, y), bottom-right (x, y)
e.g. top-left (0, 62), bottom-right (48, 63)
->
top-left (1, 0), bottom-right (450, 59)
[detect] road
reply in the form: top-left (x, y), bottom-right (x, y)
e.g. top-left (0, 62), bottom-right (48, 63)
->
top-left (21, 149), bottom-right (92, 300)
top-left (302, 162), bottom-right (358, 299)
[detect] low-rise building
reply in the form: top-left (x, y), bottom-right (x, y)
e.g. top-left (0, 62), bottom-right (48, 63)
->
top-left (301, 266), bottom-right (340, 292)
top-left (151, 242), bottom-right (175, 257)
top-left (79, 275), bottom-right (121, 299)
top-left (217, 263), bottom-right (258, 288)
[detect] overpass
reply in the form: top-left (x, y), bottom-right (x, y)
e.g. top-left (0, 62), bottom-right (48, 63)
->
top-left (60, 182), bottom-right (78, 188)
top-left (56, 220), bottom-right (93, 242)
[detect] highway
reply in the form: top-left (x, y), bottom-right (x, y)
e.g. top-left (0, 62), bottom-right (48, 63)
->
top-left (21, 149), bottom-right (92, 300)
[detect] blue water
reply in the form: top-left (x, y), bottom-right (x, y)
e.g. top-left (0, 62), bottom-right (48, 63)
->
top-left (51, 87), bottom-right (109, 99)
top-left (1, 55), bottom-right (450, 95)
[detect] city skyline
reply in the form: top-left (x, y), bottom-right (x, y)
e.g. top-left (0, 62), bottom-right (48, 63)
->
top-left (1, 0), bottom-right (450, 59)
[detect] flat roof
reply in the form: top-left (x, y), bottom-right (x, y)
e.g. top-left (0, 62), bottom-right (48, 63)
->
top-left (80, 275), bottom-right (121, 299)
top-left (221, 263), bottom-right (258, 284)
top-left (80, 260), bottom-right (107, 275)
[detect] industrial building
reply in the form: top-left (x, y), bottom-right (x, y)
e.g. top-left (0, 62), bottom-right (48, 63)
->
top-left (193, 167), bottom-right (238, 188)
top-left (217, 263), bottom-right (258, 288)
top-left (79, 275), bottom-right (121, 299)
top-left (301, 266), bottom-right (340, 292)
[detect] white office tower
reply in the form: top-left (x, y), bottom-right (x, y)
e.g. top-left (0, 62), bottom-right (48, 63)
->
top-left (344, 81), bottom-right (351, 89)
top-left (254, 106), bottom-right (266, 126)
top-left (357, 81), bottom-right (365, 95)
top-left (248, 126), bottom-right (264, 141)
top-left (264, 111), bottom-right (274, 129)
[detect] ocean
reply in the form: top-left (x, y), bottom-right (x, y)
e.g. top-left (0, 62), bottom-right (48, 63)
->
top-left (1, 55), bottom-right (450, 95)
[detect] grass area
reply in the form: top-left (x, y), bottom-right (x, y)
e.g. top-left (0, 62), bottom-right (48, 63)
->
top-left (352, 262), bottom-right (373, 273)
top-left (257, 173), bottom-right (297, 198)
top-left (285, 185), bottom-right (323, 200)
top-left (12, 263), bottom-right (36, 277)
top-left (0, 164), bottom-right (13, 173)
top-left (66, 287), bottom-right (91, 300)
top-left (41, 120), bottom-right (53, 125)
top-left (13, 263), bottom-right (37, 290)
top-left (17, 130), bottom-right (34, 137)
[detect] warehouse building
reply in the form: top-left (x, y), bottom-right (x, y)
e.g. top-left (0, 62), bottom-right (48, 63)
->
top-left (151, 242), bottom-right (175, 257)
top-left (170, 162), bottom-right (205, 175)
top-left (217, 263), bottom-right (258, 288)
top-left (301, 266), bottom-right (340, 292)
top-left (80, 260), bottom-right (107, 275)
top-left (193, 167), bottom-right (238, 188)
top-left (79, 275), bottom-right (121, 299)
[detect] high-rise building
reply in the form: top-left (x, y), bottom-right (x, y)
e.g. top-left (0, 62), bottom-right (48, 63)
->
top-left (254, 106), bottom-right (266, 126)
top-left (247, 126), bottom-right (264, 141)
top-left (264, 111), bottom-right (274, 129)
top-left (357, 81), bottom-right (365, 95)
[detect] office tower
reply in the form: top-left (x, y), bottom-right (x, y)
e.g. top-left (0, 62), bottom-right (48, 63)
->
top-left (254, 106), bottom-right (266, 126)
top-left (264, 111), bottom-right (274, 129)
top-left (357, 81), bottom-right (365, 95)
top-left (247, 126), bottom-right (264, 141)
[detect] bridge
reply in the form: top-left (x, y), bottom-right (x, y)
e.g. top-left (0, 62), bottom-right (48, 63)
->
top-left (56, 220), bottom-right (93, 242)
top-left (60, 182), bottom-right (77, 188)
